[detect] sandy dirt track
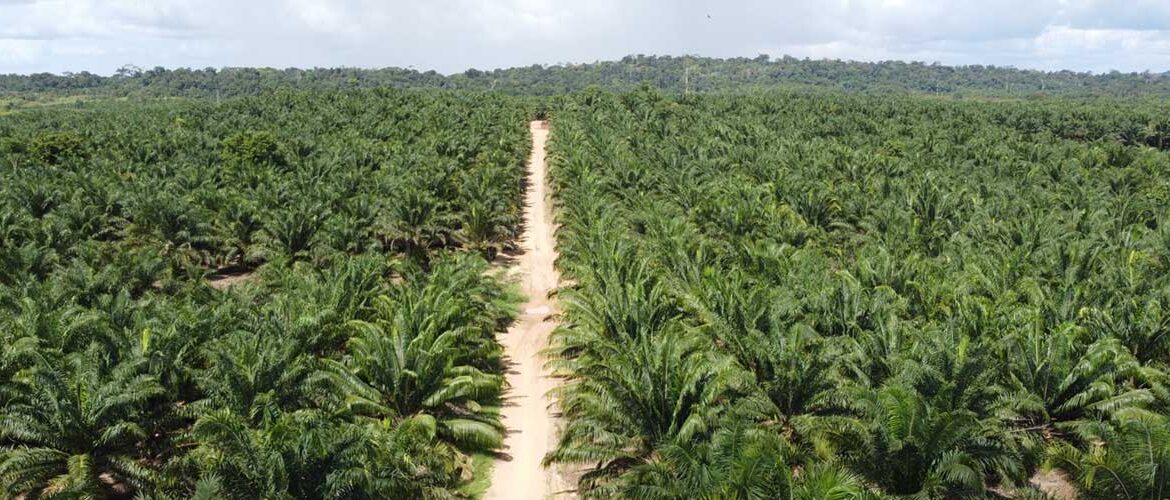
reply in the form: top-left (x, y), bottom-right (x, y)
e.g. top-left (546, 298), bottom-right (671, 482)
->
top-left (485, 121), bottom-right (573, 500)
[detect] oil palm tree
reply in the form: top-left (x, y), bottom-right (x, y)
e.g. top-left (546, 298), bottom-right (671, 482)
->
top-left (0, 352), bottom-right (163, 498)
top-left (324, 288), bottom-right (504, 451)
top-left (320, 415), bottom-right (466, 500)
top-left (257, 200), bottom-right (329, 263)
top-left (545, 326), bottom-right (750, 494)
top-left (838, 383), bottom-right (1021, 498)
top-left (455, 200), bottom-right (515, 261)
top-left (379, 188), bottom-right (450, 265)
top-left (597, 418), bottom-right (879, 499)
top-left (192, 331), bottom-right (319, 426)
top-left (185, 408), bottom-right (346, 499)
top-left (1050, 408), bottom-right (1170, 499)
top-left (994, 325), bottom-right (1153, 453)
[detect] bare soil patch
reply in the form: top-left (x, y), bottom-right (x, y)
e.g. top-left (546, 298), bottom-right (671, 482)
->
top-left (207, 269), bottom-right (257, 290)
top-left (1030, 468), bottom-right (1078, 499)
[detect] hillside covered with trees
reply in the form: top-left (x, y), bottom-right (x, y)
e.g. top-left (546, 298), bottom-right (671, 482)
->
top-left (3, 54), bottom-right (1170, 101)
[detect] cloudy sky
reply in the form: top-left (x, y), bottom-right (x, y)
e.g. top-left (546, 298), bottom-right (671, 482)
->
top-left (2, 0), bottom-right (1169, 75)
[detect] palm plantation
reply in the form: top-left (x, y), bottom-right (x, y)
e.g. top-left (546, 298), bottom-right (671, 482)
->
top-left (0, 91), bottom-right (529, 498)
top-left (543, 89), bottom-right (1170, 499)
top-left (1, 71), bottom-right (1169, 499)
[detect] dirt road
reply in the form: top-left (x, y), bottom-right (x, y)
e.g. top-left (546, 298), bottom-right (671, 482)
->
top-left (486, 121), bottom-right (571, 500)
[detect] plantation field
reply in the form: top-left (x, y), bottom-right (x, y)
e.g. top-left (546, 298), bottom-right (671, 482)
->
top-left (545, 89), bottom-right (1170, 498)
top-left (0, 90), bottom-right (534, 498)
top-left (3, 82), bottom-right (1170, 500)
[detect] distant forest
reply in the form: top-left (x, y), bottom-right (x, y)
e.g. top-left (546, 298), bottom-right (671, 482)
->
top-left (3, 54), bottom-right (1170, 98)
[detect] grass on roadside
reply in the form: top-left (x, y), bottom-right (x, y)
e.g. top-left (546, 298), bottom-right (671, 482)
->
top-left (461, 452), bottom-right (496, 499)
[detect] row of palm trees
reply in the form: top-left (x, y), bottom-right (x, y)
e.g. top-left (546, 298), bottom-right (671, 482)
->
top-left (0, 91), bottom-right (533, 497)
top-left (0, 89), bottom-right (529, 277)
top-left (543, 89), bottom-right (1170, 498)
top-left (0, 255), bottom-right (520, 498)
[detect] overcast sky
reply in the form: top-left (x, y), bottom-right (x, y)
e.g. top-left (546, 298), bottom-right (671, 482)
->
top-left (2, 0), bottom-right (1169, 75)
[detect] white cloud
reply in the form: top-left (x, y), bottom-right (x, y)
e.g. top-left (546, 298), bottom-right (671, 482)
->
top-left (0, 39), bottom-right (41, 65)
top-left (284, 0), bottom-right (353, 34)
top-left (1, 0), bottom-right (1169, 75)
top-left (462, 0), bottom-right (563, 41)
top-left (840, 0), bottom-right (1059, 43)
top-left (1059, 0), bottom-right (1170, 30)
top-left (1031, 25), bottom-right (1170, 71)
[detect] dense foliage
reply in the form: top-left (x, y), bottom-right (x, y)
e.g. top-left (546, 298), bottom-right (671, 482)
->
top-left (0, 89), bottom-right (531, 498)
top-left (4, 54), bottom-right (1170, 101)
top-left (5, 55), bottom-right (1170, 499)
top-left (544, 88), bottom-right (1170, 498)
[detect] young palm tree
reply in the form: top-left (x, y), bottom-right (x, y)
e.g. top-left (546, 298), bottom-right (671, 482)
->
top-left (322, 264), bottom-right (508, 451)
top-left (598, 418), bottom-right (879, 499)
top-left (545, 326), bottom-right (750, 494)
top-left (321, 415), bottom-right (466, 500)
top-left (455, 200), bottom-right (515, 261)
top-left (185, 407), bottom-right (346, 499)
top-left (994, 326), bottom-right (1153, 454)
top-left (0, 353), bottom-right (163, 498)
top-left (838, 383), bottom-right (1021, 498)
top-left (257, 200), bottom-right (329, 263)
top-left (1050, 408), bottom-right (1170, 499)
top-left (379, 189), bottom-right (450, 265)
top-left (193, 331), bottom-right (318, 426)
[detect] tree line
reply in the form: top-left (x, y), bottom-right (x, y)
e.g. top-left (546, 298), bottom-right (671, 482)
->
top-left (3, 54), bottom-right (1170, 101)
